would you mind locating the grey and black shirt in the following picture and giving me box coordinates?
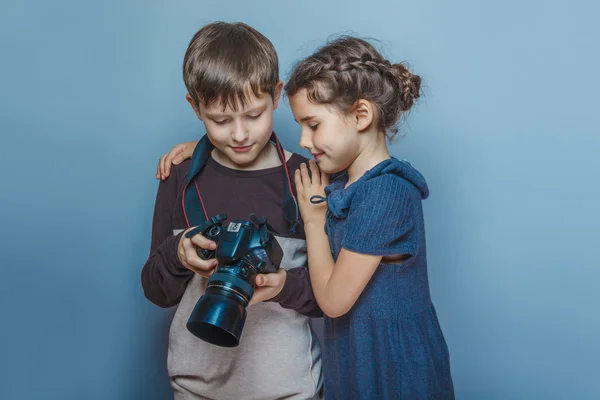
[142,151,322,400]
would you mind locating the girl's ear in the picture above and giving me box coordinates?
[352,99,375,132]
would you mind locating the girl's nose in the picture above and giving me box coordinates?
[299,129,312,151]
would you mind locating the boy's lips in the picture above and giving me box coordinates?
[312,153,324,161]
[231,144,253,153]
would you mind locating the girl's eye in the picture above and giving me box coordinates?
[309,124,319,131]
[247,112,263,120]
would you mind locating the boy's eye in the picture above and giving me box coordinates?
[247,112,263,120]
[213,119,230,125]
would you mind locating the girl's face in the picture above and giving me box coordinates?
[289,89,362,175]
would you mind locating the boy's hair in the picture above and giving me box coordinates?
[284,36,421,140]
[183,22,279,111]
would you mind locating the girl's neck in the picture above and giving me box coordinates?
[346,131,390,187]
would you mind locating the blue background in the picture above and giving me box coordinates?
[1,1,598,399]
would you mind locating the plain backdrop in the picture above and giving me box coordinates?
[1,1,599,399]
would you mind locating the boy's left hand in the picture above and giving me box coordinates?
[249,269,287,305]
[295,160,330,226]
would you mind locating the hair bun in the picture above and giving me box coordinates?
[392,63,421,111]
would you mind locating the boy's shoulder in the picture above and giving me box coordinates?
[286,152,309,171]
[166,159,193,192]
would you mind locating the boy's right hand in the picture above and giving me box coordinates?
[156,140,199,180]
[177,228,219,278]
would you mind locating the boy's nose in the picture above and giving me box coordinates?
[231,120,249,143]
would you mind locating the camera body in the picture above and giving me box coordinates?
[184,214,283,347]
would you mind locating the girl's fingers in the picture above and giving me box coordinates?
[294,169,303,195]
[158,155,167,179]
[161,153,171,179]
[156,156,163,179]
[162,146,182,179]
[308,159,320,185]
[300,163,311,186]
[166,146,183,166]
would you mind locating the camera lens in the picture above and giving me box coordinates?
[186,268,255,347]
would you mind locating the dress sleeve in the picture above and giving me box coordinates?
[341,175,419,257]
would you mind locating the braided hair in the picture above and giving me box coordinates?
[285,36,421,140]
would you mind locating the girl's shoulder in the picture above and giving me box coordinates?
[325,158,428,220]
[351,174,420,219]
[367,158,428,196]
[354,158,429,206]
[340,167,425,256]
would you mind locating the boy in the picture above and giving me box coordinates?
[142,22,322,399]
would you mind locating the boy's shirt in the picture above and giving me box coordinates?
[142,151,322,400]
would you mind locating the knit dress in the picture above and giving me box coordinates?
[320,158,454,399]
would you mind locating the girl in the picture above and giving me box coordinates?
[156,36,454,399]
[285,36,454,399]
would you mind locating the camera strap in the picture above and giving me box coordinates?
[181,132,299,235]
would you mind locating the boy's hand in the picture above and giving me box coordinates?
[295,160,330,226]
[249,269,287,305]
[177,227,218,278]
[156,140,199,180]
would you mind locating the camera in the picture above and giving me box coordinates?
[184,214,283,347]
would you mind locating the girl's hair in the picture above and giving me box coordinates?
[285,36,421,140]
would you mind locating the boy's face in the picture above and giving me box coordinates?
[187,82,283,170]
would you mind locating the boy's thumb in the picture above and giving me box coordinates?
[255,275,269,287]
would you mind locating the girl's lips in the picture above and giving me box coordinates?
[231,145,253,153]
[313,153,324,161]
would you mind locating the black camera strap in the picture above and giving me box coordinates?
[182,132,299,235]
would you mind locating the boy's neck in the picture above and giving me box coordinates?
[211,142,289,171]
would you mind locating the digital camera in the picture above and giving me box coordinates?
[184,214,283,347]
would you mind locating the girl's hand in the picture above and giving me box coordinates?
[156,140,198,180]
[295,160,330,226]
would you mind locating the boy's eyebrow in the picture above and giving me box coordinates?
[205,105,266,118]
[243,105,267,114]
[298,116,316,122]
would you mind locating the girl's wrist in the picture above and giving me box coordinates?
[303,217,326,230]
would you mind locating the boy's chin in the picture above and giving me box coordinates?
[222,147,269,170]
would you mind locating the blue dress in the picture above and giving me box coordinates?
[321,158,454,399]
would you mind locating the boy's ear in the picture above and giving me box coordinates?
[272,80,284,110]
[186,93,203,120]
[352,99,375,132]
